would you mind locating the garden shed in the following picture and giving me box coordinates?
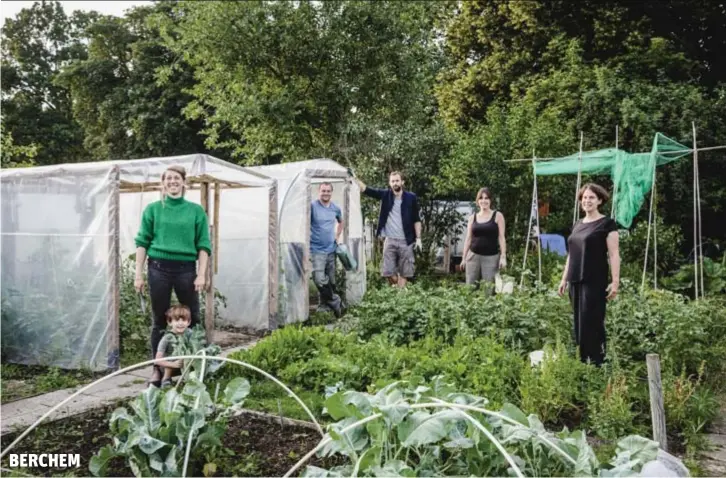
[248,159,367,326]
[0,155,277,372]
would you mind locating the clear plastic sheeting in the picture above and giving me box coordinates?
[1,155,276,370]
[250,159,367,326]
[1,156,367,370]
[1,169,115,371]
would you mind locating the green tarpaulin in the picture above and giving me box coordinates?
[534,133,690,227]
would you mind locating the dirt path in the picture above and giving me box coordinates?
[702,400,726,476]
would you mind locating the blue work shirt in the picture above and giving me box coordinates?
[310,200,342,254]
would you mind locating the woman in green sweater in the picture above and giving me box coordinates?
[134,165,212,387]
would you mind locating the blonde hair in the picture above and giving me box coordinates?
[161,165,187,206]
[165,304,191,323]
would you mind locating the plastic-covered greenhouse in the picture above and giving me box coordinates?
[1,156,366,372]
[248,159,366,325]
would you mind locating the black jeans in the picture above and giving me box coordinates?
[148,259,199,363]
[569,281,607,366]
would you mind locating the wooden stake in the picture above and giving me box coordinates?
[199,181,214,342]
[443,235,451,274]
[107,166,121,370]
[205,223,215,343]
[213,183,220,274]
[646,354,668,451]
[303,174,312,321]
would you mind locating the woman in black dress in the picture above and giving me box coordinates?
[558,183,620,366]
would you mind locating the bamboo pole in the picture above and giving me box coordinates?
[533,152,542,284]
[646,354,668,451]
[692,123,700,299]
[694,123,705,298]
[611,125,619,218]
[653,174,658,290]
[213,183,220,275]
[107,166,121,370]
[641,158,657,294]
[504,144,726,163]
[520,162,536,288]
[572,132,584,227]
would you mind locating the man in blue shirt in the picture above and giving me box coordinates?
[353,171,422,288]
[310,182,344,316]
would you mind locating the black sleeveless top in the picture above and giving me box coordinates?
[470,211,500,256]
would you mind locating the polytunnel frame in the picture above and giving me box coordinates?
[0,157,279,371]
[279,167,352,319]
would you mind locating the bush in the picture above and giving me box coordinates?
[587,373,639,440]
[518,342,604,427]
[347,283,571,352]
[620,217,684,277]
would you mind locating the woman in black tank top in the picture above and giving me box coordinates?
[460,187,507,293]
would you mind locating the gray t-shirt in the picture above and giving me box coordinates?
[382,198,406,240]
[157,333,179,357]
[157,329,191,358]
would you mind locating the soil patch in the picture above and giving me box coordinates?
[1,403,340,477]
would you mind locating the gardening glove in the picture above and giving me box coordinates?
[415,238,423,251]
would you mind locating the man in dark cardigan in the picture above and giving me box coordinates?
[353,170,422,288]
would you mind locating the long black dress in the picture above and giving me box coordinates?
[566,216,618,365]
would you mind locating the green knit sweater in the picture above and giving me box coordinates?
[135,196,212,262]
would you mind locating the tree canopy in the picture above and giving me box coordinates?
[2,0,725,247]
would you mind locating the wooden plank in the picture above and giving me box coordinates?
[343,182,350,244]
[199,182,213,342]
[443,235,451,273]
[200,181,209,214]
[303,175,312,321]
[267,182,279,329]
[213,183,220,274]
[107,166,121,370]
[205,224,215,343]
[647,353,668,451]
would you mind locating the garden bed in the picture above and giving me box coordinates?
[0,403,340,477]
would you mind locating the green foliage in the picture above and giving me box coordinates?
[157,1,452,163]
[661,254,726,298]
[1,1,94,165]
[347,283,571,351]
[90,377,250,477]
[223,278,725,458]
[310,380,661,477]
[55,3,210,161]
[0,125,38,168]
[518,343,604,426]
[587,373,639,441]
[607,288,726,380]
[619,217,684,277]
